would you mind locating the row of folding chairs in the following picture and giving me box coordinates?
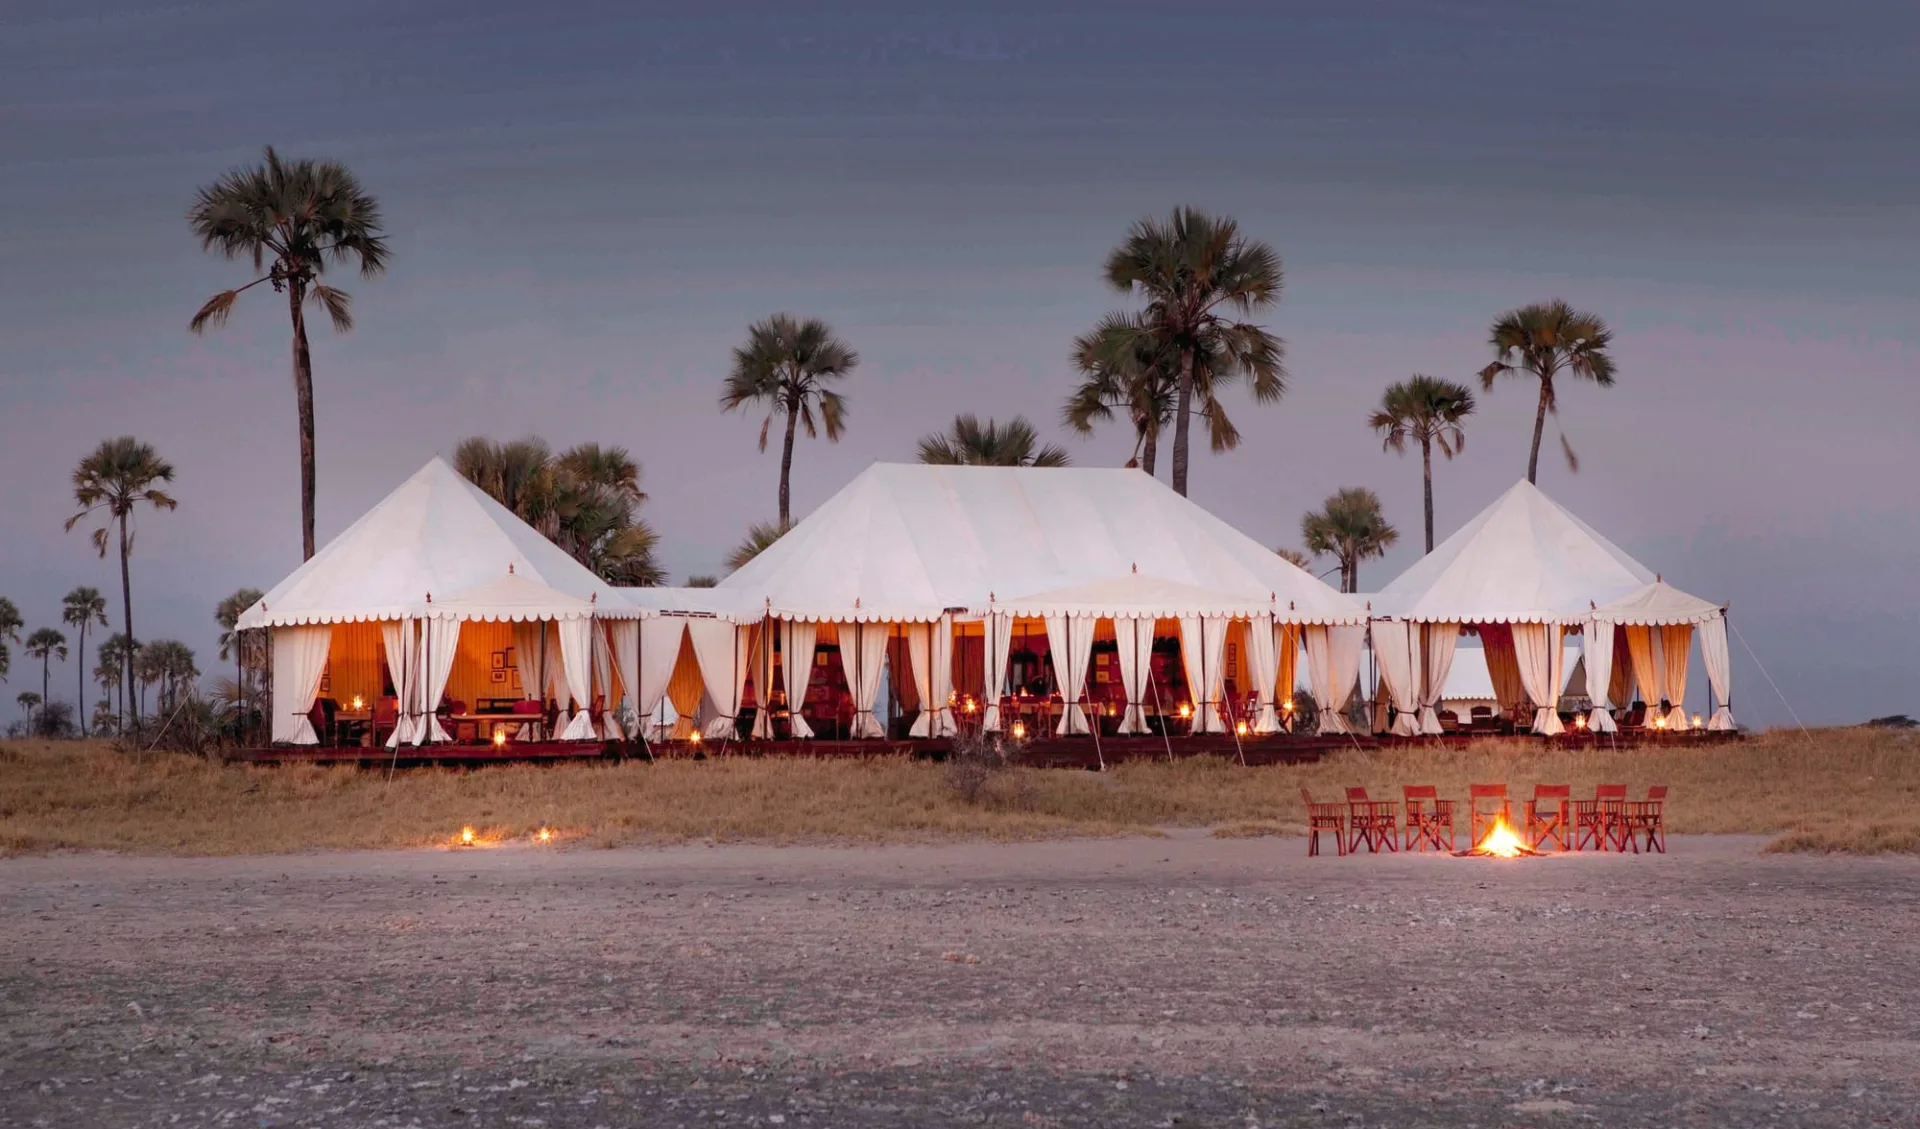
[1302,783,1668,856]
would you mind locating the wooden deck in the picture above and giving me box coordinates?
[226,728,1735,769]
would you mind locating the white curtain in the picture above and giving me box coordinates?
[634,619,681,733]
[906,622,935,737]
[555,617,597,740]
[1111,617,1150,735]
[1304,625,1362,735]
[1371,620,1421,737]
[1702,613,1735,730]
[1661,624,1693,729]
[1178,615,1230,733]
[687,618,742,739]
[1244,616,1280,734]
[979,612,1013,732]
[782,619,819,739]
[1044,614,1096,735]
[418,617,460,744]
[382,617,417,748]
[844,621,889,738]
[610,619,640,738]
[1583,617,1618,732]
[1623,625,1659,717]
[271,625,332,745]
[511,621,550,740]
[1511,623,1566,736]
[1417,623,1459,736]
[928,615,956,737]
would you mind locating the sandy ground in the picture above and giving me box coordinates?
[4,833,1917,1128]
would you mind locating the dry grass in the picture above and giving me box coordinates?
[0,728,1913,857]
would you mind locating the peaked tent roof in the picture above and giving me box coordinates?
[427,571,599,622]
[716,463,1363,624]
[1371,480,1659,624]
[237,457,634,628]
[1591,580,1723,626]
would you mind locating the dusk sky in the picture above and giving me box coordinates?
[3,1,1914,728]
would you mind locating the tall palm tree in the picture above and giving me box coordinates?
[61,587,108,730]
[215,587,265,713]
[1479,301,1616,484]
[66,437,177,731]
[24,628,67,716]
[1064,312,1177,474]
[188,147,390,560]
[136,639,199,717]
[1103,207,1286,496]
[1301,488,1399,594]
[17,692,40,722]
[454,437,665,585]
[0,596,19,686]
[726,520,792,574]
[720,314,858,525]
[916,415,1071,467]
[1368,376,1477,553]
[96,634,134,726]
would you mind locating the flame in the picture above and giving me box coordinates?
[535,827,553,843]
[459,825,476,846]
[1010,721,1027,740]
[1476,815,1526,858]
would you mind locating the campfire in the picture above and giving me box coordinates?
[1455,813,1538,858]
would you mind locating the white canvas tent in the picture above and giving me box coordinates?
[1369,481,1733,736]
[625,464,1365,739]
[239,458,641,745]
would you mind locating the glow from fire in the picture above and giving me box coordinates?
[536,827,553,843]
[1476,815,1526,858]
[459,825,476,846]
[1010,721,1027,740]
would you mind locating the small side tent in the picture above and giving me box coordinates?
[1369,481,1732,736]
[237,458,642,746]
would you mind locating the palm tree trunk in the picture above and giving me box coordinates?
[1141,418,1158,478]
[1527,380,1550,485]
[289,281,318,561]
[118,514,135,730]
[1171,349,1195,496]
[1421,436,1435,554]
[76,622,86,736]
[41,655,51,718]
[778,391,800,526]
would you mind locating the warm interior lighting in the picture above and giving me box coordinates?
[351,695,365,711]
[1282,699,1294,712]
[1692,713,1703,729]
[1010,721,1027,740]
[1654,716,1668,730]
[459,826,476,846]
[964,697,977,714]
[1178,702,1192,719]
[1235,720,1250,737]
[1574,713,1588,731]
[689,730,702,744]
[492,728,507,747]
[1476,815,1526,858]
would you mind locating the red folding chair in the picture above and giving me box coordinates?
[1525,784,1572,852]
[1468,784,1511,849]
[1402,785,1455,852]
[1575,784,1629,851]
[1623,785,1668,853]
[1345,787,1399,854]
[1301,789,1347,857]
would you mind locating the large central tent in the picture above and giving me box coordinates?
[1367,480,1733,736]
[614,463,1368,739]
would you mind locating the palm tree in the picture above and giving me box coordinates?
[66,437,177,731]
[0,596,19,685]
[188,147,390,560]
[454,437,665,585]
[1368,376,1477,553]
[1064,312,1177,474]
[62,587,108,730]
[24,628,67,717]
[1301,488,1399,594]
[684,575,719,589]
[215,587,265,715]
[96,634,133,725]
[726,520,792,574]
[916,415,1071,467]
[17,692,40,723]
[1103,207,1286,496]
[720,314,858,525]
[1274,547,1313,571]
[1478,301,1616,484]
[137,639,198,717]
